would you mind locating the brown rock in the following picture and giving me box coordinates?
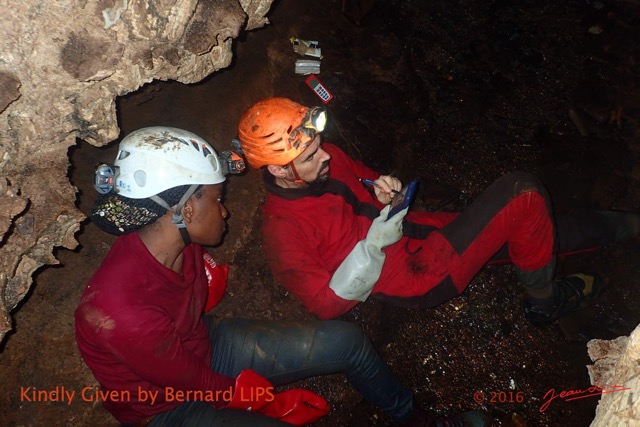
[587,324,640,426]
[0,72,21,113]
[0,0,274,344]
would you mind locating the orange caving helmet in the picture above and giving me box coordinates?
[237,97,326,169]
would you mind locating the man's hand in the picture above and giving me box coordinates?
[367,204,407,249]
[328,205,407,302]
[373,175,402,205]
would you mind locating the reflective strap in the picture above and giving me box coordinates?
[149,185,199,227]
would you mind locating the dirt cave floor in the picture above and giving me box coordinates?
[2,0,640,426]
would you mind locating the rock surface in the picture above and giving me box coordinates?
[588,325,640,427]
[0,0,273,344]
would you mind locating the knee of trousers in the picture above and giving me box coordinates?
[501,171,547,197]
[319,320,371,352]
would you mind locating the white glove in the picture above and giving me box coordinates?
[329,205,409,301]
[366,204,407,248]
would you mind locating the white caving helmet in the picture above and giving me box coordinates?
[114,126,226,198]
[113,126,225,227]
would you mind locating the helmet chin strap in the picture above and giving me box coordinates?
[287,161,306,185]
[177,227,192,246]
[149,184,199,246]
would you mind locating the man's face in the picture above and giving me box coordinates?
[290,135,332,184]
[185,184,228,246]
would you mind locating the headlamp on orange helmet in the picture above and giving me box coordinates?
[302,106,327,135]
[287,106,327,151]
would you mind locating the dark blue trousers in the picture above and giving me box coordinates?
[148,317,414,426]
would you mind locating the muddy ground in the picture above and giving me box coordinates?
[2,0,640,426]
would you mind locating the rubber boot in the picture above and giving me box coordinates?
[523,273,603,326]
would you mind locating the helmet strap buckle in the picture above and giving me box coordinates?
[149,184,199,245]
[287,160,305,185]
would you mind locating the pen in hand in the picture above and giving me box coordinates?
[359,178,400,194]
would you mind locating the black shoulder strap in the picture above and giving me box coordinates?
[265,172,436,239]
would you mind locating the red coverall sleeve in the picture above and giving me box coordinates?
[324,143,382,181]
[264,217,360,319]
[101,306,234,398]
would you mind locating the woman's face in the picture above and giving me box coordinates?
[185,184,228,246]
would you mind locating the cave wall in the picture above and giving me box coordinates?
[0,0,274,344]
[588,324,640,426]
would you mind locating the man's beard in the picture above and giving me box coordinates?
[307,160,330,191]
